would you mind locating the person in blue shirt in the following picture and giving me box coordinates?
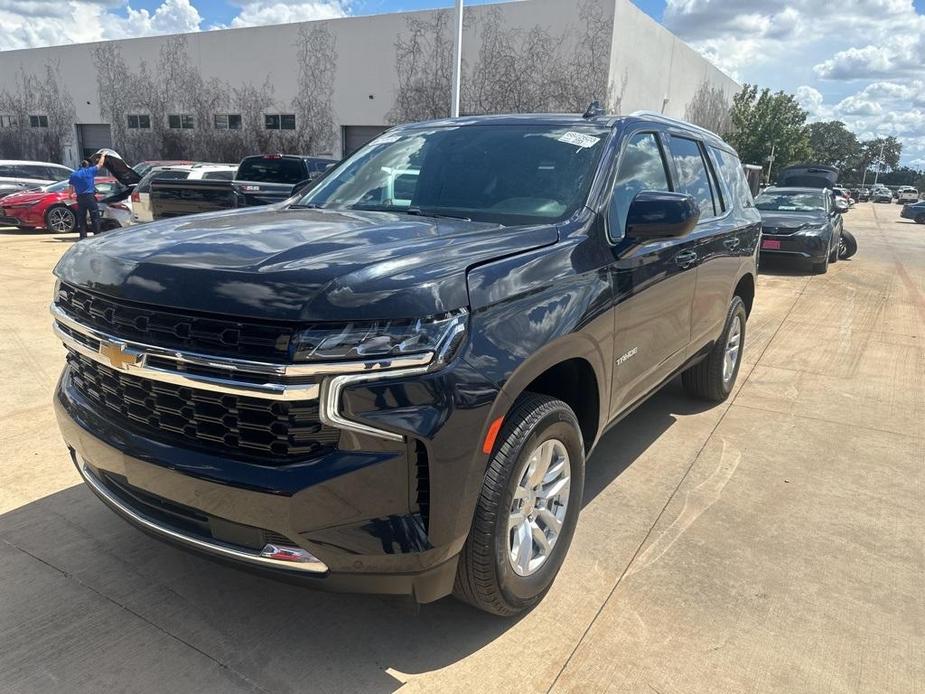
[68,151,106,239]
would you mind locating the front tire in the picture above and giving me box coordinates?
[454,394,585,616]
[915,214,925,225]
[45,206,76,233]
[839,230,858,259]
[682,296,747,402]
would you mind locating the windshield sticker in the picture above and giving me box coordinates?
[559,131,601,149]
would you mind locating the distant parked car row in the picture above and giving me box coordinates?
[0,151,338,233]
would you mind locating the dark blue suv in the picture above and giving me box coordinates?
[52,109,760,615]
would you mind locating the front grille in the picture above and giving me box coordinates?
[761,226,802,236]
[67,350,339,462]
[56,283,296,362]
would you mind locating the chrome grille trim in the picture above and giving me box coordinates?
[52,301,441,440]
[51,302,434,404]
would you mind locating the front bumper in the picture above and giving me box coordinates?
[900,207,923,219]
[55,349,500,602]
[759,232,830,260]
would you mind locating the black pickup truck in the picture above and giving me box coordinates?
[52,110,759,615]
[144,154,337,220]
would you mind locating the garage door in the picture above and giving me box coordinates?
[342,125,389,158]
[77,124,112,160]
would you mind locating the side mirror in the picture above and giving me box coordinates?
[626,191,700,239]
[834,199,849,213]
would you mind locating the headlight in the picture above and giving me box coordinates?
[291,309,468,367]
[795,224,827,235]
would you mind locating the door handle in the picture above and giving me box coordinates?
[674,250,698,268]
[724,237,741,250]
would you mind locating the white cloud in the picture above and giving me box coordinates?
[665,0,925,166]
[0,0,202,50]
[229,0,347,28]
[0,0,347,50]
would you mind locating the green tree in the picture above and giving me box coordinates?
[842,136,903,183]
[724,84,811,182]
[806,121,860,170]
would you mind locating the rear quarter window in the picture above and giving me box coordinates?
[202,170,235,180]
[710,147,754,210]
[237,157,306,184]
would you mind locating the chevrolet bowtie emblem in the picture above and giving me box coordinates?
[99,340,140,370]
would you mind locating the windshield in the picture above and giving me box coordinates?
[43,180,70,192]
[755,191,826,212]
[293,124,610,225]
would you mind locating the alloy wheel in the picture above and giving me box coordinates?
[723,315,743,385]
[508,438,571,577]
[47,207,75,232]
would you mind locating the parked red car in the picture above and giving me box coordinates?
[0,177,124,232]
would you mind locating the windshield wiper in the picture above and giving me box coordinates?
[406,207,472,221]
[288,202,325,209]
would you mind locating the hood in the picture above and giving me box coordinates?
[0,189,60,206]
[53,205,558,322]
[759,210,827,233]
[89,149,142,187]
[777,164,838,189]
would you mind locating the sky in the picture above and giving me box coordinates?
[1,0,924,166]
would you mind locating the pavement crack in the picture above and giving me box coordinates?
[0,537,270,694]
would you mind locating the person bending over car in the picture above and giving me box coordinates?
[68,152,106,240]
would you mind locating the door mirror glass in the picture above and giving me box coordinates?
[626,191,700,239]
[834,199,849,213]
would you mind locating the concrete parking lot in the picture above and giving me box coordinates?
[1,203,923,693]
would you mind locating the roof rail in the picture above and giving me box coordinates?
[628,110,722,141]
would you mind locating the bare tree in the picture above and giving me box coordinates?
[387,10,456,124]
[463,0,615,116]
[92,33,334,163]
[685,79,733,135]
[293,23,337,155]
[0,61,76,162]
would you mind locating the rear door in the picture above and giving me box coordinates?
[608,129,700,414]
[686,143,760,351]
[233,156,308,206]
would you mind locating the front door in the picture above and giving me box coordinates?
[607,130,699,415]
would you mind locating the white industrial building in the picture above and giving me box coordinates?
[0,0,738,168]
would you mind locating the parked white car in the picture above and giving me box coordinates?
[131,163,237,223]
[0,160,73,197]
[897,186,919,203]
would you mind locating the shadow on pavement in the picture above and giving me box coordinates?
[0,378,700,692]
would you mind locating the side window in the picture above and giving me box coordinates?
[668,136,717,219]
[23,165,50,180]
[711,147,754,210]
[609,132,671,239]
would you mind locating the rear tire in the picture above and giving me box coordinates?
[454,393,585,616]
[682,296,747,402]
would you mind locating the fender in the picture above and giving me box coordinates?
[465,225,615,452]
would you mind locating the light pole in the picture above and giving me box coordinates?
[873,141,886,186]
[765,142,776,184]
[450,0,464,118]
